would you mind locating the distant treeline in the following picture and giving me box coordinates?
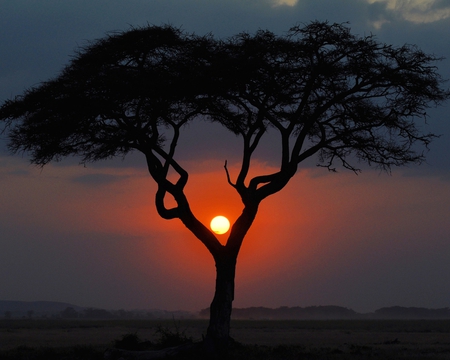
[200,306,450,320]
[2,301,450,320]
[58,307,194,320]
[228,306,358,320]
[373,306,450,319]
[0,301,194,320]
[3,306,195,320]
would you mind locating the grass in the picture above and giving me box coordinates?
[1,319,450,359]
[0,344,104,360]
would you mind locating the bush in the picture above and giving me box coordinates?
[153,323,193,349]
[113,323,193,352]
[113,332,153,351]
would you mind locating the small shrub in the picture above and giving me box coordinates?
[154,323,193,349]
[113,332,153,351]
[112,321,194,354]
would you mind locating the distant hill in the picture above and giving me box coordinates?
[0,300,196,319]
[2,301,450,320]
[0,300,85,318]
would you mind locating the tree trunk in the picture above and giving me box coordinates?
[204,255,237,351]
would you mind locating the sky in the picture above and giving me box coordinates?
[0,0,449,314]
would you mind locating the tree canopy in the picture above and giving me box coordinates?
[1,25,210,164]
[1,21,448,346]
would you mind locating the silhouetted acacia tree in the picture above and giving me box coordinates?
[1,21,449,350]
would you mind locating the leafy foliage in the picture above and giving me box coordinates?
[1,25,212,165]
[1,22,447,174]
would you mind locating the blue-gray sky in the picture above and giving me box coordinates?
[0,0,449,313]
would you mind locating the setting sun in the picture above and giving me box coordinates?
[210,215,230,234]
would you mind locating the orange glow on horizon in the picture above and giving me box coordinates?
[4,155,450,310]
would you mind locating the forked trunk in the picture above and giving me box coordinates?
[204,256,237,351]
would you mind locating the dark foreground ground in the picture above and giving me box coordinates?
[1,318,450,359]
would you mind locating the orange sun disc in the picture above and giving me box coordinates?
[210,216,230,234]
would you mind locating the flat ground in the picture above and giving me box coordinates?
[1,318,450,359]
